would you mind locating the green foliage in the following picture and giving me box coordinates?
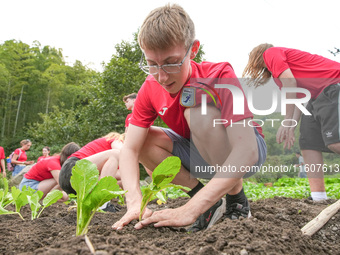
[0,39,99,149]
[24,186,44,220]
[0,178,12,208]
[139,157,190,221]
[11,186,28,219]
[0,179,63,220]
[35,190,64,218]
[17,32,207,151]
[70,159,126,236]
[244,176,340,201]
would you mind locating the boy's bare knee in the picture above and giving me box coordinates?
[327,143,340,154]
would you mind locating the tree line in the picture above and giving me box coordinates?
[1,36,335,169]
[0,33,204,157]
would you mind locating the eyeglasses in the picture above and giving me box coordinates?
[139,43,193,75]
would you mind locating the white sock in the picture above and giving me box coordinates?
[311,192,327,201]
[99,201,109,209]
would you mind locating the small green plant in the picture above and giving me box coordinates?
[0,177,64,220]
[70,159,126,236]
[10,186,29,220]
[37,190,64,218]
[139,156,190,221]
[23,186,44,220]
[0,178,12,208]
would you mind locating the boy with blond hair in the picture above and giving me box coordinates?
[113,4,266,232]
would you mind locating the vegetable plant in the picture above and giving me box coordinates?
[70,159,126,236]
[139,156,190,221]
[37,190,64,218]
[0,177,64,220]
[10,186,29,220]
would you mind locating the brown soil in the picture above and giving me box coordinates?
[0,197,339,255]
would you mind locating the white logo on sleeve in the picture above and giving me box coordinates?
[158,107,168,116]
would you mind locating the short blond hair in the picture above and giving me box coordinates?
[138,3,195,50]
[103,132,125,142]
[242,43,274,87]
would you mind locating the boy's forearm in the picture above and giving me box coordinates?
[119,148,143,206]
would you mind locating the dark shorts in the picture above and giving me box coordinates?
[299,83,340,152]
[161,127,267,179]
[59,156,80,194]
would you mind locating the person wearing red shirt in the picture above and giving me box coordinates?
[243,44,340,201]
[59,132,124,212]
[0,146,6,178]
[19,142,80,201]
[59,132,124,194]
[11,139,35,177]
[37,146,51,162]
[123,93,137,133]
[113,4,267,232]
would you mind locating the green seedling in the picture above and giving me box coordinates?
[0,178,13,208]
[10,186,28,220]
[0,179,64,220]
[23,186,44,220]
[139,156,191,221]
[70,159,126,236]
[37,190,64,218]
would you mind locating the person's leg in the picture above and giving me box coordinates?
[299,101,329,200]
[327,142,340,154]
[184,105,243,194]
[184,105,257,232]
[301,149,327,200]
[38,178,57,195]
[85,149,120,179]
[38,179,69,201]
[139,126,199,190]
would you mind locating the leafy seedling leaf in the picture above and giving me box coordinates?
[37,190,64,218]
[71,159,126,236]
[139,156,187,221]
[11,186,28,220]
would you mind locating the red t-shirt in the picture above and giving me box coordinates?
[24,155,61,181]
[70,137,115,159]
[130,61,261,139]
[0,147,5,160]
[125,113,133,127]
[14,148,27,162]
[263,47,340,99]
[37,156,51,162]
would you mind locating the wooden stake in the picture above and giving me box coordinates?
[301,199,340,236]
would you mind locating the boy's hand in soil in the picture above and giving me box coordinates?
[134,205,197,229]
[112,206,153,230]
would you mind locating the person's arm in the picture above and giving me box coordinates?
[49,170,69,201]
[135,120,258,228]
[0,159,6,177]
[10,153,21,164]
[111,140,124,150]
[11,151,34,165]
[276,68,299,149]
[112,124,150,230]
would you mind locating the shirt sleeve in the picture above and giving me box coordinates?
[0,148,5,159]
[129,81,158,128]
[263,48,290,78]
